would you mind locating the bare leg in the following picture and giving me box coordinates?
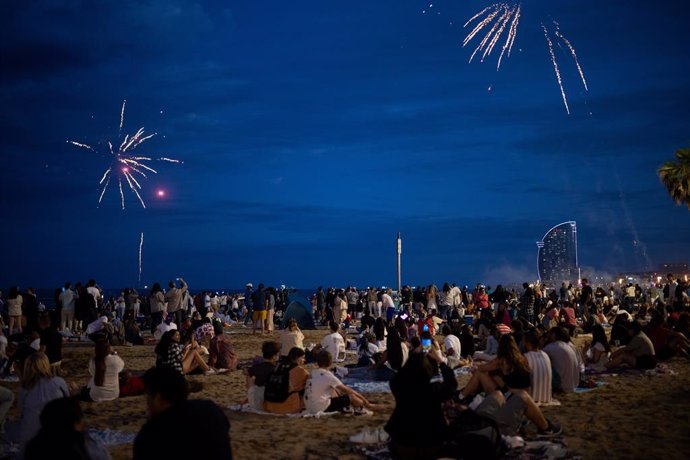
[182,350,210,374]
[606,351,636,368]
[461,370,498,399]
[512,389,549,430]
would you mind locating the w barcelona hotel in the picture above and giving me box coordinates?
[536,221,580,285]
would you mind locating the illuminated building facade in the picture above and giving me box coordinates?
[537,221,579,284]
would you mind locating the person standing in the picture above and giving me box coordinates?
[366,287,379,319]
[251,284,267,335]
[7,286,23,336]
[521,283,536,325]
[382,288,396,323]
[316,287,325,322]
[149,283,165,335]
[164,277,188,328]
[59,283,77,333]
[266,287,276,333]
[243,283,254,326]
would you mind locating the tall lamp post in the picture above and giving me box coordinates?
[397,232,402,305]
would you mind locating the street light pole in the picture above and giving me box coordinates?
[397,232,402,303]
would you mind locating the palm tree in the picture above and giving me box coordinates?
[658,147,690,210]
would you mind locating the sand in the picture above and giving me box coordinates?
[4,327,690,460]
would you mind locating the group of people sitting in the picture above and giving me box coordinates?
[244,339,376,416]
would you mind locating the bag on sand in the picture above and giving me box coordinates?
[263,363,294,403]
[443,408,502,460]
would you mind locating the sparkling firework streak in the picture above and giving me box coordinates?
[67,100,182,209]
[463,3,588,113]
[138,232,144,286]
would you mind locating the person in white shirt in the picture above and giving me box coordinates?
[304,350,373,415]
[83,340,125,402]
[58,283,77,332]
[441,325,463,368]
[382,288,396,322]
[320,321,346,361]
[86,279,102,308]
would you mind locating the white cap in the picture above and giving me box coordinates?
[246,283,253,288]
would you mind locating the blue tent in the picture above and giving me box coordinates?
[281,296,316,330]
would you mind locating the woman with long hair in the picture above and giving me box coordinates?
[155,329,213,375]
[17,352,70,449]
[81,340,125,401]
[457,334,561,437]
[586,324,611,372]
[426,284,438,313]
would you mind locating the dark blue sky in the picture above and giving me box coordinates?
[2,0,689,290]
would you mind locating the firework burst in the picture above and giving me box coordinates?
[67,100,181,208]
[463,2,588,114]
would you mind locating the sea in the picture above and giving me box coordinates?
[30,287,315,310]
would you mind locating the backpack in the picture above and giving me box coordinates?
[443,408,502,460]
[263,363,295,403]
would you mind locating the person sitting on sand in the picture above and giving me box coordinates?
[245,341,281,411]
[24,397,111,460]
[441,324,464,369]
[208,321,237,371]
[37,313,63,375]
[123,314,144,345]
[336,326,408,382]
[304,350,374,415]
[319,321,346,361]
[133,366,232,459]
[585,324,611,372]
[279,318,305,361]
[542,326,580,393]
[457,334,562,438]
[263,347,309,414]
[153,314,177,341]
[14,352,70,453]
[80,340,125,402]
[647,310,689,361]
[523,330,553,404]
[606,320,657,370]
[155,330,214,375]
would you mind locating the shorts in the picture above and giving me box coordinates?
[475,391,525,436]
[252,310,267,322]
[635,355,656,370]
[325,394,351,413]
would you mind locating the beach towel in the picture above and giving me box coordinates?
[351,435,577,460]
[228,403,338,419]
[343,366,472,394]
[587,363,677,378]
[87,428,137,446]
[574,381,605,393]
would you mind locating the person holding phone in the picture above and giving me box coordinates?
[385,346,457,459]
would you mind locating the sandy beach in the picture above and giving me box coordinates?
[3,327,690,460]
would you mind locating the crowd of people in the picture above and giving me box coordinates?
[0,273,687,458]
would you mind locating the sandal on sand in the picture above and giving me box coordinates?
[349,427,390,444]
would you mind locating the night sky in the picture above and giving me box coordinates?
[2,1,689,291]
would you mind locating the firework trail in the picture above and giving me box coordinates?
[463,3,521,70]
[553,22,588,91]
[463,3,588,113]
[138,232,144,286]
[542,23,569,114]
[67,100,182,209]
